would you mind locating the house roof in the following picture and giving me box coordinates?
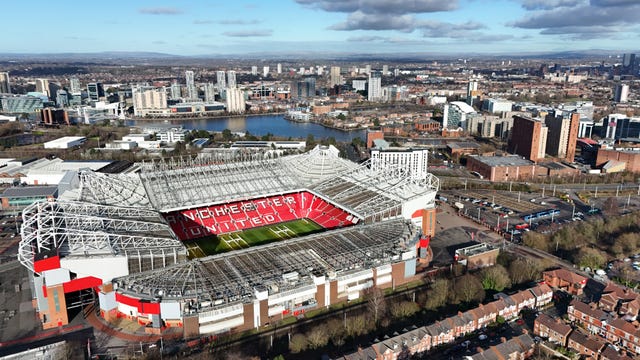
[568,331,605,353]
[544,268,587,285]
[536,313,572,336]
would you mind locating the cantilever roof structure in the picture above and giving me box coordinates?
[114,219,418,306]
[18,200,185,273]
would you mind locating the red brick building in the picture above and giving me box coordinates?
[543,269,587,296]
[596,149,640,173]
[466,155,536,182]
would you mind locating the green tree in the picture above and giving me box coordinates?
[575,247,607,270]
[372,118,380,127]
[222,129,233,141]
[480,265,511,292]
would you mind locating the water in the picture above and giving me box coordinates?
[125,114,366,142]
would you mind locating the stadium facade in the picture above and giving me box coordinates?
[18,145,439,336]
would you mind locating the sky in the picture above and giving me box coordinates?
[4,0,640,56]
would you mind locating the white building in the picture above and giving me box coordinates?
[226,87,246,114]
[368,72,382,101]
[157,128,188,143]
[615,84,629,103]
[185,70,197,100]
[483,98,513,113]
[227,71,236,88]
[370,148,429,180]
[132,86,168,117]
[443,101,476,130]
[43,136,86,149]
[251,66,258,76]
[216,71,226,89]
[263,66,269,77]
[204,83,216,103]
[277,63,282,74]
[352,79,367,91]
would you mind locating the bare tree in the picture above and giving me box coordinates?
[454,274,485,304]
[365,287,387,325]
[326,318,346,346]
[289,333,308,353]
[424,278,450,310]
[306,326,330,349]
[390,301,420,320]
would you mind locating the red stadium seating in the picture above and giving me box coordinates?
[163,192,358,241]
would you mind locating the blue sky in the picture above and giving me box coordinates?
[4,0,639,55]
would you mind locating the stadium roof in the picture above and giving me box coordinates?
[114,219,418,308]
[18,200,185,273]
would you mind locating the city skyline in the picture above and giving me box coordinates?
[3,0,640,56]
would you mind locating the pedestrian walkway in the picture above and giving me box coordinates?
[85,307,182,342]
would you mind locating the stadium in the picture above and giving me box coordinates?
[18,145,439,336]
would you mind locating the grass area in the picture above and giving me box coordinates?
[185,219,324,258]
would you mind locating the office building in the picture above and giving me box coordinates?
[370,148,429,180]
[294,77,316,99]
[263,66,269,77]
[0,72,10,94]
[614,83,629,103]
[382,64,389,76]
[467,156,536,182]
[277,63,282,74]
[55,90,69,108]
[365,64,371,75]
[87,82,104,101]
[443,101,476,130]
[227,71,236,88]
[604,114,640,140]
[185,71,197,100]
[132,86,168,117]
[204,83,216,103]
[508,115,547,162]
[622,53,638,76]
[0,95,44,113]
[368,71,382,101]
[216,71,226,89]
[69,77,80,95]
[251,66,258,76]
[466,115,513,139]
[170,81,181,99]
[226,87,246,114]
[41,108,70,126]
[35,79,50,97]
[545,111,580,162]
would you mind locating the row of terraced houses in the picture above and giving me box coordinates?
[340,283,553,360]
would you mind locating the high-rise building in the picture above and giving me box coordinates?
[365,64,371,75]
[87,82,104,101]
[545,111,579,162]
[185,71,196,100]
[216,71,226,89]
[0,72,10,94]
[370,149,429,180]
[35,79,50,97]
[352,79,367,91]
[443,101,477,130]
[508,115,547,162]
[251,66,258,76]
[56,90,69,107]
[614,83,629,103]
[622,53,638,76]
[330,66,341,88]
[263,66,269,77]
[367,71,382,101]
[69,77,80,95]
[227,71,236,88]
[382,65,389,76]
[226,87,246,114]
[204,83,216,103]
[170,81,181,99]
[294,77,316,99]
[132,86,167,117]
[277,63,282,74]
[466,80,478,106]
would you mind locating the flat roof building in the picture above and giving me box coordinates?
[43,136,86,149]
[508,115,547,162]
[466,155,536,182]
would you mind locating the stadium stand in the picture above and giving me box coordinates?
[164,191,358,240]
